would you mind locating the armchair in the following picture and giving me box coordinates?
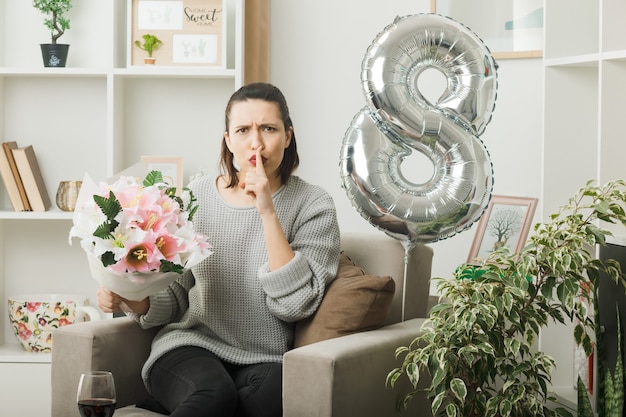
[51,233,434,417]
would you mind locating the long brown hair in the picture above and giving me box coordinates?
[220,82,299,188]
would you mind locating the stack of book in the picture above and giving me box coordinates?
[0,141,51,212]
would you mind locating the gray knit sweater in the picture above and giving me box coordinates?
[131,175,340,390]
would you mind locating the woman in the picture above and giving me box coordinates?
[98,82,340,417]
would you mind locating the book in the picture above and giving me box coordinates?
[0,141,27,211]
[11,145,51,211]
[2,141,31,211]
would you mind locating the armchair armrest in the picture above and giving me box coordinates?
[51,317,159,417]
[283,318,432,417]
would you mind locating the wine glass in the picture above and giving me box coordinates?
[77,371,116,417]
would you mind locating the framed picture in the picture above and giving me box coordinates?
[128,0,226,67]
[430,0,543,59]
[141,156,184,189]
[467,195,538,264]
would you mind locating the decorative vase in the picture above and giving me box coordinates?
[40,44,70,67]
[56,180,82,211]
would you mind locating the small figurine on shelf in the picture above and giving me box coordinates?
[134,34,163,65]
[33,0,73,67]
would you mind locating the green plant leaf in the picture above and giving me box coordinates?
[385,368,401,388]
[502,292,513,312]
[613,306,624,416]
[499,399,512,417]
[478,342,495,356]
[143,170,164,186]
[159,260,184,274]
[446,403,458,417]
[100,251,116,268]
[450,378,467,402]
[485,396,499,417]
[431,391,446,415]
[394,346,409,358]
[406,362,419,388]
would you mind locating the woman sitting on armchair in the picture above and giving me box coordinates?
[97,82,340,417]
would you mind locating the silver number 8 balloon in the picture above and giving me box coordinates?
[340,13,498,249]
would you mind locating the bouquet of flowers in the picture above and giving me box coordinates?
[69,170,212,300]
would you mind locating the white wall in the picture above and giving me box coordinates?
[269,0,543,289]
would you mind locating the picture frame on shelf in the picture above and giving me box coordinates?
[128,0,226,67]
[430,0,543,59]
[467,195,538,264]
[141,156,184,190]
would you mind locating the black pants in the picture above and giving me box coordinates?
[140,346,283,417]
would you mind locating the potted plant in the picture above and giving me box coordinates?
[33,0,72,67]
[134,34,163,65]
[388,179,626,417]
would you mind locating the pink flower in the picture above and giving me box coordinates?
[109,242,159,273]
[17,323,32,340]
[155,234,182,261]
[26,302,42,312]
[58,318,72,327]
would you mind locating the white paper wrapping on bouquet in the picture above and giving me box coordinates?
[86,252,182,301]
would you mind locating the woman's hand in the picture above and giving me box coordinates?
[240,146,294,271]
[240,147,275,217]
[97,287,150,315]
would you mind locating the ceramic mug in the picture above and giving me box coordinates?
[8,293,101,353]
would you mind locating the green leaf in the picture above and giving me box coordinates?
[573,323,585,344]
[604,370,615,417]
[505,338,521,357]
[100,251,116,267]
[385,368,402,388]
[94,191,122,221]
[394,346,409,358]
[92,220,118,240]
[450,378,467,402]
[446,403,458,417]
[159,260,184,274]
[499,399,512,417]
[478,342,495,356]
[540,276,557,299]
[431,367,446,388]
[406,362,419,388]
[485,397,499,417]
[612,307,624,416]
[503,292,513,312]
[431,391,446,415]
[144,170,165,186]
[93,191,122,240]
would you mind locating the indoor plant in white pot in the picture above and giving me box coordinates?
[388,179,626,417]
[33,0,72,67]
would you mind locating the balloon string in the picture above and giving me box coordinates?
[401,242,412,322]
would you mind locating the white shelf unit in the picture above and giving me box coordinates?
[0,0,244,414]
[541,0,626,406]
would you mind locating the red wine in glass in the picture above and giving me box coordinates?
[77,371,116,417]
[77,398,116,417]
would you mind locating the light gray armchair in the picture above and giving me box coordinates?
[51,233,435,417]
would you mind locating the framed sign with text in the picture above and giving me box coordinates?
[129,0,226,67]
